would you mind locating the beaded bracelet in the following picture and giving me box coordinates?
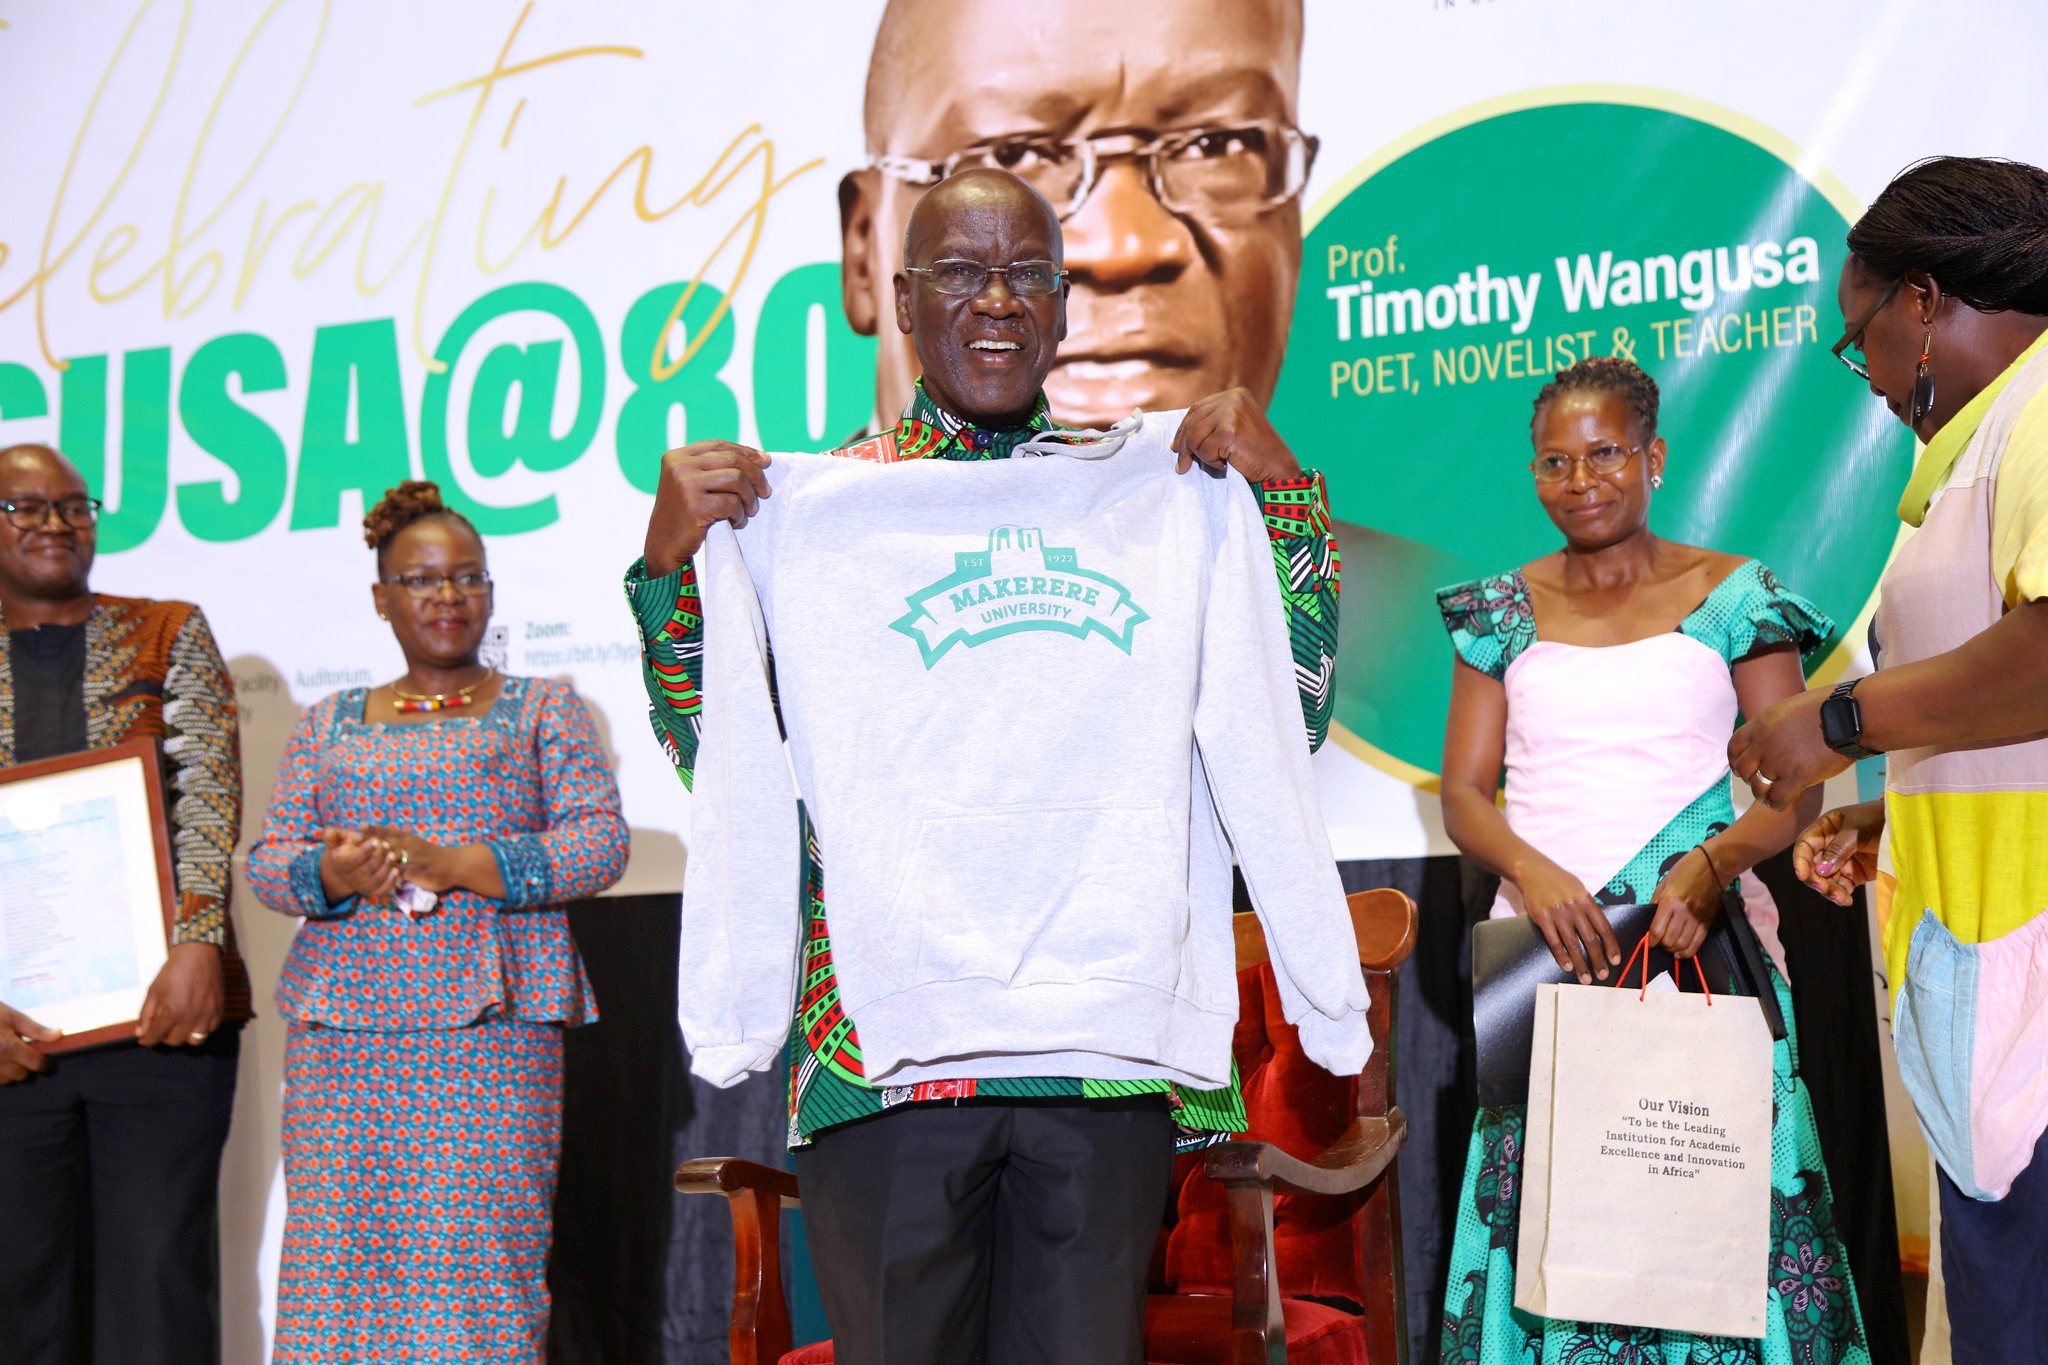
[1695,842,1726,888]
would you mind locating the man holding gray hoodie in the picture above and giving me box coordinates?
[626,169,1362,1365]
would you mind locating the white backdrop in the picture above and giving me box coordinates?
[4,2,2046,1358]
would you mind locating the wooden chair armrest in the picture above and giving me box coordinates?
[675,1155,802,1206]
[1199,1112,1407,1198]
[1196,1113,1408,1364]
[673,1157,798,1365]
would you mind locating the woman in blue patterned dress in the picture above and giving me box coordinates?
[1434,359,1869,1364]
[247,481,628,1364]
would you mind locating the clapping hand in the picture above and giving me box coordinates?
[319,827,403,903]
[361,827,455,893]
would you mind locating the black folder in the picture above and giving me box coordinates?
[1471,895,1786,1108]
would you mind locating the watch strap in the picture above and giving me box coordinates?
[1822,679,1876,760]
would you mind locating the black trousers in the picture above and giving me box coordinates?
[0,1034,239,1365]
[793,1097,1177,1365]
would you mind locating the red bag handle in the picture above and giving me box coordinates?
[1614,936,1712,1005]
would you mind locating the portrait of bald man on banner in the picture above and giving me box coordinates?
[837,0,1314,429]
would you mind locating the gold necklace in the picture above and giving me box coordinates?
[391,668,496,714]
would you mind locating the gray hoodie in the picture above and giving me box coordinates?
[678,411,1371,1090]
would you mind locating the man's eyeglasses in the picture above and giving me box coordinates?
[873,121,1319,222]
[1,497,102,531]
[1830,276,1904,382]
[382,570,493,598]
[1531,445,1640,484]
[903,259,1067,298]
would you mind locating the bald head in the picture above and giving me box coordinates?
[0,444,81,485]
[904,169,1063,266]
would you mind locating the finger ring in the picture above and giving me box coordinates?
[1754,773,1775,788]
[398,849,410,866]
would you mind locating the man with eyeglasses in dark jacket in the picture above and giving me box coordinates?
[0,441,248,1365]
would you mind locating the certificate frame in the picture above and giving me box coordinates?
[0,738,177,1054]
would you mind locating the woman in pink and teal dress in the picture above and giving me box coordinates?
[1434,358,1869,1364]
[247,481,629,1364]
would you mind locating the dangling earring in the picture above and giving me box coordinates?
[1911,328,1937,425]
[1650,474,1664,490]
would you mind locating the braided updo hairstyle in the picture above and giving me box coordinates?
[362,481,480,567]
[1530,355,1660,442]
[1846,157,2048,314]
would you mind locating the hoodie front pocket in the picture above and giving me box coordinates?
[879,800,1186,992]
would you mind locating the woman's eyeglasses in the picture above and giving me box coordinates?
[382,570,493,598]
[1829,277,1904,382]
[1530,445,1640,483]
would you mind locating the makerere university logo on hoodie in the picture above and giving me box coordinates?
[891,525,1148,668]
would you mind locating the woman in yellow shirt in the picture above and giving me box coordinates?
[1731,154,2048,1365]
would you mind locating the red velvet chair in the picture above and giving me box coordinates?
[677,888,1417,1365]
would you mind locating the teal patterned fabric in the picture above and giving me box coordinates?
[1436,559,1833,681]
[1677,560,1833,665]
[1595,781,1740,909]
[1436,571,1538,680]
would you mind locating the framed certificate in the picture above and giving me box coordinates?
[0,739,176,1053]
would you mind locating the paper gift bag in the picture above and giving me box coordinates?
[1515,950,1775,1338]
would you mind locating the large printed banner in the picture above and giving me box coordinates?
[8,3,2047,1357]
[7,1,2040,890]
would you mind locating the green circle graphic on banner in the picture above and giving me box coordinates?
[1270,88,1915,784]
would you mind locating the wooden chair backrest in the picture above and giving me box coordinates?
[1231,887,1419,975]
[1229,886,1417,1121]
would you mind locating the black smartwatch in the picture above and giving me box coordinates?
[1819,679,1878,760]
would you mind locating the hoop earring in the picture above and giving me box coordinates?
[1911,328,1937,425]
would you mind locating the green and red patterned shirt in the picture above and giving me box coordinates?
[624,382,1341,1149]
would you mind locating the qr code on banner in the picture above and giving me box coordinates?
[480,625,509,671]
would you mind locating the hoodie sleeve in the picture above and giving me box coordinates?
[676,513,804,1087]
[1192,473,1373,1076]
